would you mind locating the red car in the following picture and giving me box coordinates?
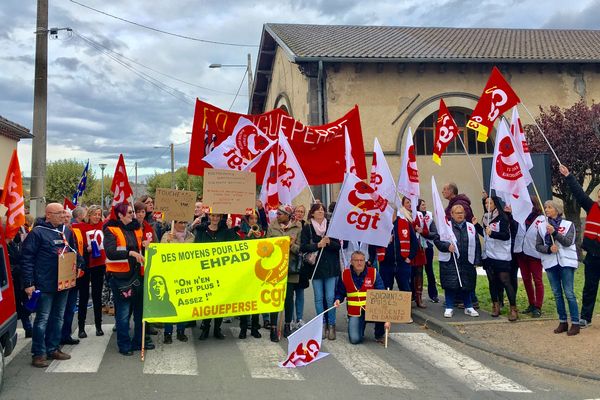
[0,223,18,391]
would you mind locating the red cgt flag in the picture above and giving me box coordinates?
[187,99,367,185]
[432,99,459,165]
[1,149,25,240]
[467,66,521,143]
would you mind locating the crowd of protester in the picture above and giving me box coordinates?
[7,161,600,367]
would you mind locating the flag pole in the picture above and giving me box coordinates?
[310,172,347,281]
[456,134,485,191]
[520,103,562,165]
[451,252,463,288]
[141,321,146,361]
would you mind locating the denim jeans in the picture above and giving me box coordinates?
[164,323,186,334]
[546,265,579,323]
[380,264,411,292]
[347,313,385,344]
[313,276,337,325]
[444,289,472,309]
[31,290,69,357]
[284,282,305,323]
[61,287,79,340]
[109,277,143,352]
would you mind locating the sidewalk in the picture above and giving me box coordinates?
[411,295,600,381]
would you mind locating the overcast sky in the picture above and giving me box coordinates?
[2,0,599,180]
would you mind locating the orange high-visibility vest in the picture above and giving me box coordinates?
[341,267,376,317]
[584,203,600,242]
[106,226,142,274]
[71,227,84,256]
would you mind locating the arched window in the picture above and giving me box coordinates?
[414,108,494,156]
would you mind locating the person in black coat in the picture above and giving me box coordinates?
[300,203,341,340]
[194,213,237,340]
[474,196,517,320]
[434,204,482,318]
[560,164,600,328]
[8,227,32,337]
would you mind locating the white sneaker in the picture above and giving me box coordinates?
[444,309,454,318]
[296,319,305,328]
[465,307,480,317]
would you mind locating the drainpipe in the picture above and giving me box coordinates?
[317,60,332,206]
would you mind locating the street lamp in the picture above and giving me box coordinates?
[209,53,253,112]
[154,143,175,189]
[99,163,107,210]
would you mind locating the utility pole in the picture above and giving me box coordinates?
[134,162,138,198]
[170,143,175,189]
[30,0,48,217]
[99,163,107,210]
[246,53,253,113]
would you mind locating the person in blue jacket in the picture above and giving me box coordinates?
[21,203,83,368]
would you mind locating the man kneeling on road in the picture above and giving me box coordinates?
[334,251,390,344]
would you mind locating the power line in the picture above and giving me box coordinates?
[70,0,258,48]
[74,31,194,105]
[228,72,246,111]
[75,31,246,96]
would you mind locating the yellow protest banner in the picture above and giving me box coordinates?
[143,237,290,323]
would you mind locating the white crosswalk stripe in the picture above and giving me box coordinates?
[230,327,304,381]
[143,329,198,376]
[5,328,31,366]
[323,333,417,389]
[46,324,114,373]
[389,333,531,393]
[6,324,533,393]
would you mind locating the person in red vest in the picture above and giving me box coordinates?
[378,211,418,293]
[560,164,600,329]
[334,251,388,344]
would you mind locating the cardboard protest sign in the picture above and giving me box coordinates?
[143,237,289,323]
[57,252,77,291]
[154,188,197,222]
[364,290,412,323]
[202,169,256,215]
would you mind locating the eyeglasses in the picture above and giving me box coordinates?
[176,221,186,224]
[48,211,63,215]
[126,211,134,215]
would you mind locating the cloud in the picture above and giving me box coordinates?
[543,0,600,29]
[4,0,596,180]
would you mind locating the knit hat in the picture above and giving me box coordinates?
[277,204,294,218]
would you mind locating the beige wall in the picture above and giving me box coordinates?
[0,135,18,179]
[264,47,310,124]
[266,59,600,214]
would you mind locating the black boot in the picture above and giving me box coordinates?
[238,329,247,339]
[199,323,210,340]
[270,327,279,342]
[251,328,262,338]
[283,323,291,338]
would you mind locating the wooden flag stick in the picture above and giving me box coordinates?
[385,326,389,349]
[141,321,146,361]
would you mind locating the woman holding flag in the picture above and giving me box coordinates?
[300,203,341,340]
[535,200,580,336]
[76,205,107,338]
[474,196,518,321]
[400,197,431,309]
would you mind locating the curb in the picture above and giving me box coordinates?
[411,309,600,382]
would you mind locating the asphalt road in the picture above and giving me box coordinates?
[3,296,600,400]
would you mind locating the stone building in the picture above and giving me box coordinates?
[0,115,32,178]
[250,24,600,214]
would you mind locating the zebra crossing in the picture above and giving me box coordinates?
[7,326,531,393]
